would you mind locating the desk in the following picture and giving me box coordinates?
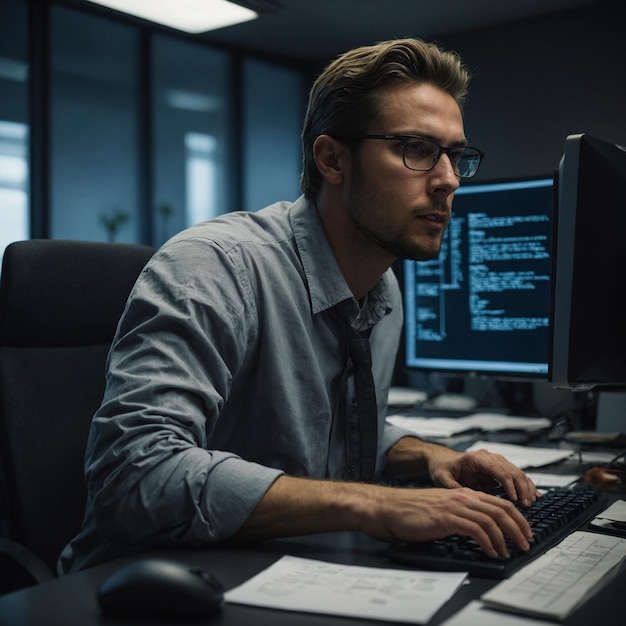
[0,522,625,626]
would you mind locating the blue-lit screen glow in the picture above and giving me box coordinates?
[404,178,553,378]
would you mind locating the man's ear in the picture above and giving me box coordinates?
[313,134,350,186]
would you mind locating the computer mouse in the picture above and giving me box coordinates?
[97,558,224,619]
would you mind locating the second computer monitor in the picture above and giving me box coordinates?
[404,177,553,379]
[550,133,626,391]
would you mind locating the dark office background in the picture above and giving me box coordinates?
[0,0,623,256]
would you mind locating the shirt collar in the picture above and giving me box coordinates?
[289,195,395,327]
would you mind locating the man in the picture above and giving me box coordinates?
[59,38,538,574]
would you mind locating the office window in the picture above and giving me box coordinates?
[152,34,234,245]
[0,0,29,259]
[49,6,141,243]
[242,59,305,212]
[185,132,218,227]
[0,122,29,259]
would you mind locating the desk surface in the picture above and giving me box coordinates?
[1,524,625,626]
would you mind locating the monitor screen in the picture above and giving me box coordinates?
[550,133,626,391]
[404,177,553,379]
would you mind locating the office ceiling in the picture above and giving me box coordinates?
[198,0,605,66]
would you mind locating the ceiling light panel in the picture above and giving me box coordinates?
[85,0,258,34]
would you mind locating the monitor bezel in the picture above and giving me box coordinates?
[549,133,626,391]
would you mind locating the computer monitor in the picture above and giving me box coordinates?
[403,176,554,381]
[549,133,626,392]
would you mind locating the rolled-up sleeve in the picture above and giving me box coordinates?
[86,239,283,546]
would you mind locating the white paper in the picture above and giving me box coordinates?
[387,387,428,407]
[464,440,574,469]
[481,531,626,620]
[590,499,626,533]
[442,600,556,626]
[524,472,578,488]
[576,450,620,464]
[225,555,467,624]
[467,413,551,432]
[387,414,473,437]
[595,499,626,522]
[387,414,551,439]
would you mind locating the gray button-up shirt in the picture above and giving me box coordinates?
[59,196,413,573]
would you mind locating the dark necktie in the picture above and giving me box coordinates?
[344,325,379,483]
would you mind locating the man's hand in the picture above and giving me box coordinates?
[239,475,534,559]
[427,446,540,507]
[386,437,541,506]
[358,484,533,558]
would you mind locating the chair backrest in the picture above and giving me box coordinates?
[0,239,154,571]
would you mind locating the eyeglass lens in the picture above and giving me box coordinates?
[403,137,481,177]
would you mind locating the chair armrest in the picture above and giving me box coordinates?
[0,537,54,595]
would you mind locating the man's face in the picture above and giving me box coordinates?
[345,82,465,262]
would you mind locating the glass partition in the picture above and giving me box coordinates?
[49,6,141,243]
[242,58,305,212]
[3,2,309,251]
[152,34,234,245]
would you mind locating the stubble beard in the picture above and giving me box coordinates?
[346,169,448,262]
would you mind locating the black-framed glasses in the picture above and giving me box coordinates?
[351,134,484,178]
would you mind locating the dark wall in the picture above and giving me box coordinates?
[438,0,625,180]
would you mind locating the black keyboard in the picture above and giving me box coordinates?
[387,487,607,578]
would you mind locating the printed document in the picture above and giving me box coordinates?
[225,555,467,624]
[481,531,626,620]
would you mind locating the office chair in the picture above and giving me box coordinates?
[0,239,154,594]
